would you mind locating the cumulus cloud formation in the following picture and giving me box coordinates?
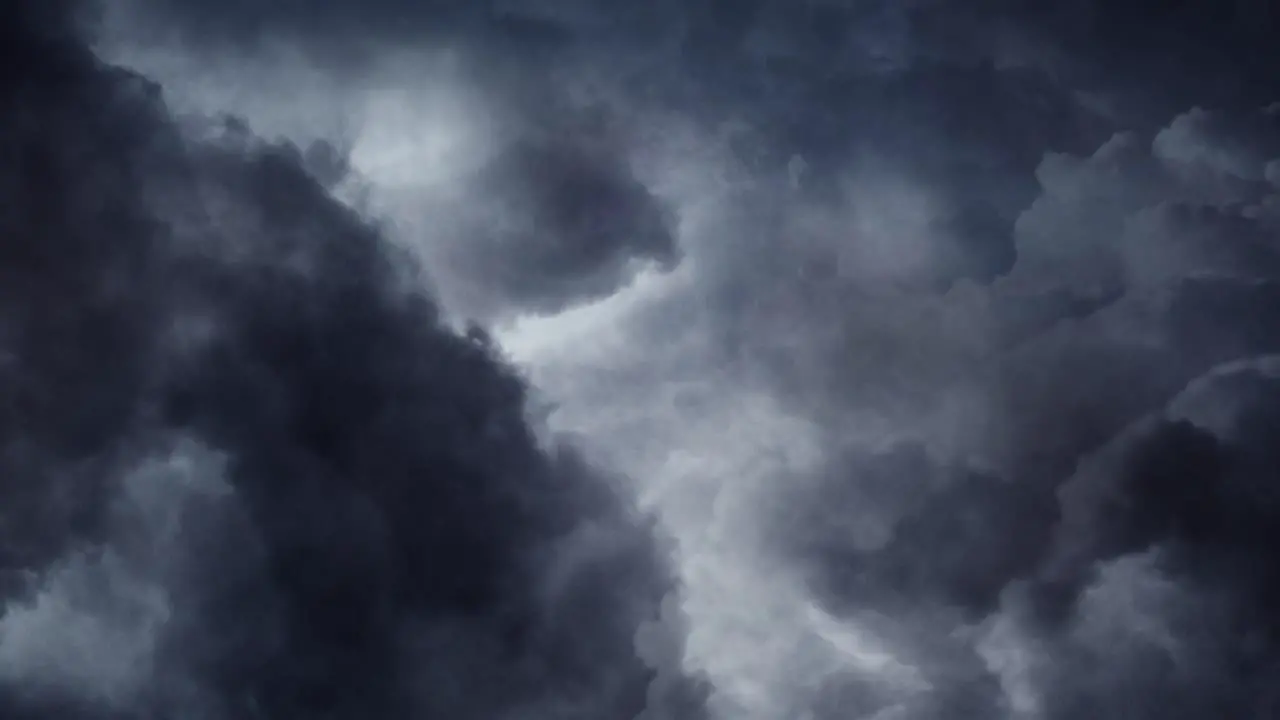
[5,0,1280,719]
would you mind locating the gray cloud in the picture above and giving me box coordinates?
[977,357,1280,719]
[9,0,1280,719]
[0,3,701,719]
[506,98,1280,718]
[426,117,679,319]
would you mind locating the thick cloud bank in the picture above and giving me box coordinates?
[0,3,701,719]
[7,1,1280,719]
[509,101,1280,720]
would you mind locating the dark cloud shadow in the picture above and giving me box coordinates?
[0,3,703,718]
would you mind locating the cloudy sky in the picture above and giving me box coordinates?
[3,1,1280,719]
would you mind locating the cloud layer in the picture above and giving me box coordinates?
[5,1,1280,719]
[0,3,701,718]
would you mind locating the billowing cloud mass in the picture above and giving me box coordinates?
[5,0,1280,719]
[0,3,701,719]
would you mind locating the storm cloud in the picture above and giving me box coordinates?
[0,2,701,719]
[6,0,1280,719]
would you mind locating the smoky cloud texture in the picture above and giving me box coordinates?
[7,0,1280,719]
[0,2,703,719]
[701,97,1280,720]
[437,122,679,318]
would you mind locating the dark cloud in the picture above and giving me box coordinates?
[98,0,685,321]
[772,443,1054,619]
[0,3,700,719]
[979,358,1280,720]
[439,118,678,318]
[12,0,1280,718]
[971,0,1280,117]
[103,0,475,70]
[96,0,1128,321]
[706,96,1280,717]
